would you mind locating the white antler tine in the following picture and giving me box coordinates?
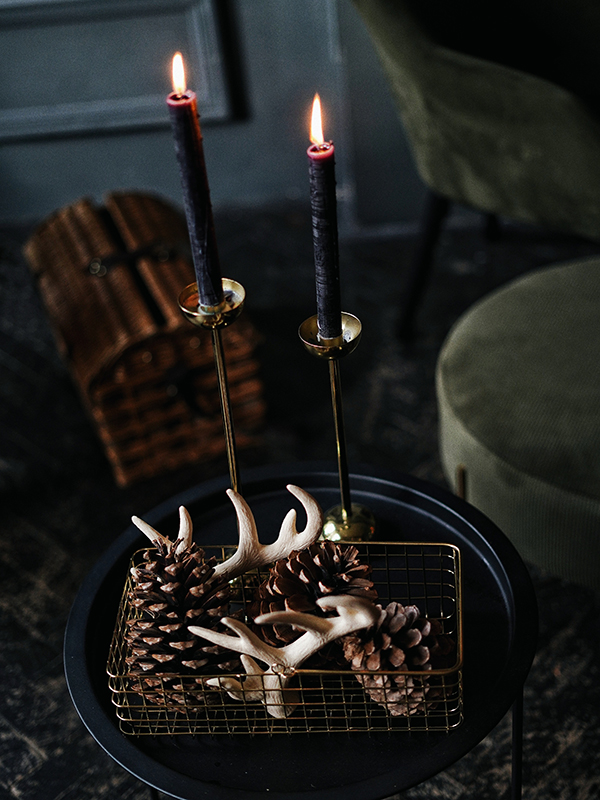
[207,655,298,719]
[281,596,379,666]
[206,675,245,697]
[188,616,280,664]
[252,485,323,564]
[187,624,240,651]
[218,616,269,650]
[270,485,323,559]
[131,515,170,548]
[212,490,259,580]
[240,654,263,674]
[316,594,379,625]
[254,608,332,634]
[317,595,379,635]
[213,487,322,580]
[206,655,264,695]
[174,506,193,554]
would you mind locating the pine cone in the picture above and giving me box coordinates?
[125,540,240,704]
[249,541,377,650]
[341,601,455,716]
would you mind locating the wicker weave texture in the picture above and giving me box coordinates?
[24,191,265,486]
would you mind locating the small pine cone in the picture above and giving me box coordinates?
[248,540,377,652]
[125,540,240,704]
[341,601,455,716]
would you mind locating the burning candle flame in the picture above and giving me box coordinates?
[310,93,324,145]
[172,52,186,96]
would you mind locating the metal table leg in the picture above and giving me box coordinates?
[511,685,524,800]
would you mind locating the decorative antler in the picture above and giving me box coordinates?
[189,595,379,718]
[131,505,193,555]
[212,484,323,581]
[130,484,322,580]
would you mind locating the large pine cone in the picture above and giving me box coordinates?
[125,541,240,703]
[341,601,455,716]
[249,541,377,649]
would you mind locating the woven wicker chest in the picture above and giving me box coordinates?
[24,191,265,486]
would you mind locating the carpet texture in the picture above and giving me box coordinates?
[0,204,599,799]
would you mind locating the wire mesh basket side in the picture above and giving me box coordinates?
[108,668,463,736]
[107,542,463,735]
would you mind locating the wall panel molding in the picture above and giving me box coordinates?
[0,0,230,142]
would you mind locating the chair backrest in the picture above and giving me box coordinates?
[352,0,600,242]
[403,0,600,108]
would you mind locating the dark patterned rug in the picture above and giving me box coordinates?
[0,204,599,799]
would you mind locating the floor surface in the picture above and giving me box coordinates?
[1,203,599,799]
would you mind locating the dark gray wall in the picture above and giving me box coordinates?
[0,0,425,232]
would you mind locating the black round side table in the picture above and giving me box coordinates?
[64,463,538,800]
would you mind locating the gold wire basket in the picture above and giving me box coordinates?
[107,541,462,735]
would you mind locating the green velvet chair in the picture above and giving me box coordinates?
[352,0,600,337]
[353,0,600,589]
[436,258,600,591]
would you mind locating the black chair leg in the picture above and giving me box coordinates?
[149,788,161,800]
[397,190,450,341]
[484,212,501,242]
[511,686,524,800]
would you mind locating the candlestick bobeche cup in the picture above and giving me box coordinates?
[299,312,376,542]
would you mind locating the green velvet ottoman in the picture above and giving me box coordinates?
[436,257,600,591]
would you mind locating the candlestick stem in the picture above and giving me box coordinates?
[298,313,376,541]
[178,278,245,494]
[328,359,352,518]
[211,327,241,494]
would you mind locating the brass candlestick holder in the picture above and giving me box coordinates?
[179,278,245,493]
[299,313,375,541]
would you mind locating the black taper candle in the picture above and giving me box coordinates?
[308,140,342,340]
[168,86,223,309]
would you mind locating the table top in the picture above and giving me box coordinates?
[64,462,538,800]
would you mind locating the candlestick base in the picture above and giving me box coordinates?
[298,313,361,360]
[178,279,245,329]
[321,503,376,542]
